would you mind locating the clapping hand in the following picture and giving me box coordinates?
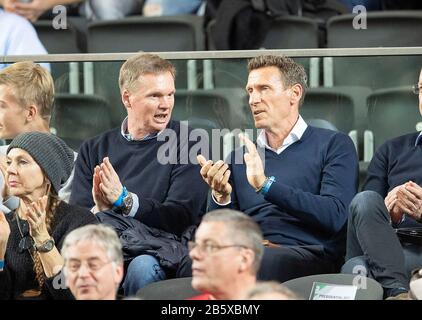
[92,157,124,212]
[238,134,267,190]
[25,195,49,242]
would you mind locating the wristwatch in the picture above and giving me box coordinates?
[113,186,134,215]
[121,192,133,215]
[35,237,55,253]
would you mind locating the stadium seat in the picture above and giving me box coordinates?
[33,19,81,54]
[301,86,372,157]
[307,119,338,131]
[173,88,251,161]
[51,93,113,150]
[327,11,422,48]
[206,17,319,88]
[87,15,204,52]
[136,277,199,300]
[283,273,384,300]
[260,16,320,49]
[33,19,83,93]
[325,11,422,89]
[173,88,250,131]
[364,86,421,161]
[207,16,319,50]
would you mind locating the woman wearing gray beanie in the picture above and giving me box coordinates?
[0,132,98,300]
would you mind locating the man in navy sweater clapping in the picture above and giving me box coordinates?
[70,53,208,296]
[342,68,422,299]
[198,54,359,282]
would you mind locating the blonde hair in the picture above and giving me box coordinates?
[0,61,54,120]
[118,53,175,93]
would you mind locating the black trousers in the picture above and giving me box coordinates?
[343,190,410,296]
[257,245,341,283]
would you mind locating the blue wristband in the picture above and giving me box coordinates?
[260,176,276,195]
[113,186,128,207]
[0,260,4,269]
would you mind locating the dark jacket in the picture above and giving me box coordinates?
[96,210,195,274]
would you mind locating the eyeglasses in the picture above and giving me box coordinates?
[412,84,421,95]
[188,241,248,255]
[65,259,113,274]
[16,216,34,253]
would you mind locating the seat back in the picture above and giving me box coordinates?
[261,16,319,49]
[51,93,113,150]
[367,86,421,153]
[283,273,383,300]
[88,15,204,53]
[33,19,82,93]
[174,88,250,130]
[326,11,422,89]
[33,19,81,54]
[302,86,372,157]
[327,11,422,48]
[136,277,199,300]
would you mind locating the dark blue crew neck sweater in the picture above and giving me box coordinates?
[364,132,422,228]
[69,120,208,236]
[211,126,359,258]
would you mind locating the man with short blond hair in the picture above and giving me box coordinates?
[70,53,208,296]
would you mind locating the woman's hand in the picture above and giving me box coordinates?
[26,196,50,243]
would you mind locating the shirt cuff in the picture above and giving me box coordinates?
[211,191,231,206]
[124,193,139,218]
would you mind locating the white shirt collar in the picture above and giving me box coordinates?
[257,115,308,154]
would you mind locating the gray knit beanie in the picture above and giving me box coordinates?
[7,132,74,194]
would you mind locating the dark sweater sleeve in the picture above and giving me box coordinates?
[264,133,359,234]
[69,141,95,208]
[133,162,208,236]
[362,144,389,197]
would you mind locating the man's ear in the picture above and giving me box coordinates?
[114,264,124,287]
[238,249,255,273]
[26,105,38,122]
[289,84,303,106]
[121,89,131,109]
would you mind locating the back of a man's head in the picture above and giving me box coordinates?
[0,61,54,121]
[118,53,176,94]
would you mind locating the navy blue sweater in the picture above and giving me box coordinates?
[69,121,208,237]
[364,132,422,228]
[211,126,359,258]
